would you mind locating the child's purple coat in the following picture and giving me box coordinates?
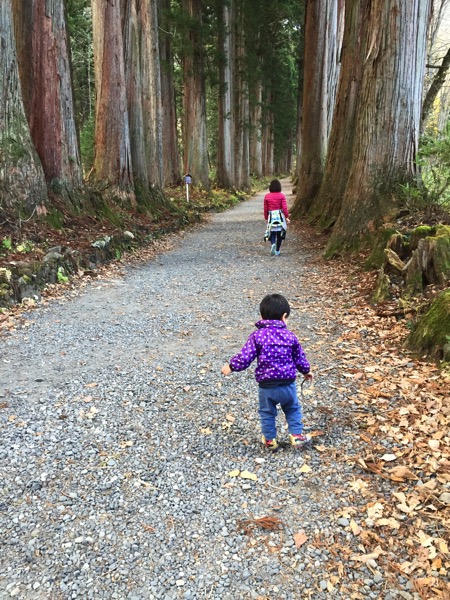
[229,320,310,383]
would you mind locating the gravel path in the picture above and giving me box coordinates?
[0,181,412,599]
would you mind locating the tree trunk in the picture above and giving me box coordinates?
[326,0,345,138]
[217,0,235,188]
[182,0,209,188]
[91,0,134,195]
[158,0,181,186]
[326,0,431,256]
[0,0,47,212]
[140,0,163,187]
[123,0,148,190]
[261,103,274,175]
[421,45,450,128]
[13,0,83,201]
[249,80,263,177]
[308,0,368,229]
[233,0,250,190]
[292,0,337,217]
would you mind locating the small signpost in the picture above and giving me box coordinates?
[184,173,192,202]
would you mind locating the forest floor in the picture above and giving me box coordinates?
[0,180,449,600]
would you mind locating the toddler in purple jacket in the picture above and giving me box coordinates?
[221,294,312,450]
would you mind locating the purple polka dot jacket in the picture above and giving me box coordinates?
[229,320,311,383]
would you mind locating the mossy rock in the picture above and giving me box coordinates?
[0,268,12,284]
[435,224,450,238]
[365,225,400,269]
[408,289,450,357]
[373,267,391,303]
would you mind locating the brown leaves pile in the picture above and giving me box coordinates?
[327,264,449,596]
[286,228,449,597]
[238,515,284,534]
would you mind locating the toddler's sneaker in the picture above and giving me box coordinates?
[261,436,278,451]
[270,243,276,256]
[289,433,311,449]
[275,250,280,256]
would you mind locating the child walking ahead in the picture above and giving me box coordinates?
[221,294,312,450]
[263,179,290,256]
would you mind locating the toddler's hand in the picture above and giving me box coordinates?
[303,372,313,381]
[221,364,232,376]
[286,218,291,224]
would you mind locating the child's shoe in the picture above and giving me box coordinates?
[289,433,311,448]
[270,243,276,256]
[261,436,279,451]
[275,250,280,256]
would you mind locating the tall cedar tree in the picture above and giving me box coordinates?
[91,0,134,196]
[123,0,164,199]
[1,0,47,212]
[325,0,431,255]
[308,0,368,229]
[216,0,235,188]
[12,0,83,203]
[158,0,181,186]
[182,0,209,188]
[293,0,341,217]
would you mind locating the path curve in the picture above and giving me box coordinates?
[1,181,372,599]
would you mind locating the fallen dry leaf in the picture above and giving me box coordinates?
[351,545,385,562]
[228,469,240,478]
[380,453,397,462]
[293,531,308,548]
[299,464,312,474]
[240,470,257,481]
[350,519,361,536]
[387,465,418,481]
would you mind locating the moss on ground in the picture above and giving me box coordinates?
[365,226,400,269]
[408,289,450,357]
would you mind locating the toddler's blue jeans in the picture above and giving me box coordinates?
[258,382,303,440]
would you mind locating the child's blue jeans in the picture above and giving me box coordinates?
[258,382,303,440]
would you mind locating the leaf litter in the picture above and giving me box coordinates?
[287,223,449,597]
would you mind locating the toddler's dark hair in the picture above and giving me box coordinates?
[269,179,282,193]
[260,294,290,320]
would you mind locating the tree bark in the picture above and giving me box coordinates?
[158,0,181,186]
[326,0,431,256]
[217,0,235,188]
[421,45,450,128]
[249,79,263,178]
[261,103,274,176]
[0,0,47,212]
[123,0,148,190]
[140,0,163,187]
[292,0,337,217]
[308,0,368,229]
[91,0,134,195]
[232,0,250,190]
[13,0,83,201]
[123,0,164,194]
[182,0,209,188]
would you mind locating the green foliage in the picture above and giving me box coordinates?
[46,208,65,230]
[57,267,69,284]
[2,238,12,251]
[1,238,34,255]
[67,0,95,175]
[16,240,34,253]
[400,123,450,212]
[79,113,95,174]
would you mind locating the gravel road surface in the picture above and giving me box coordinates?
[0,181,415,599]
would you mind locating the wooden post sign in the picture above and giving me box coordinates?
[184,173,192,202]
